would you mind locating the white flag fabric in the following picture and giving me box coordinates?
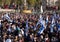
[3,14,10,20]
[50,17,55,32]
[37,17,46,34]
[52,17,55,27]
[46,16,48,22]
[41,5,43,13]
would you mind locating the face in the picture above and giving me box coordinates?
[12,24,16,30]
[30,34,33,39]
[34,37,37,42]
[54,26,57,30]
[41,35,43,39]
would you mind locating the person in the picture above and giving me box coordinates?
[0,12,59,42]
[5,35,12,42]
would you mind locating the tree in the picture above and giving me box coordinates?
[35,0,41,12]
[1,0,5,6]
[10,0,15,5]
[5,0,11,5]
[0,0,2,5]
[17,0,23,5]
[35,0,41,7]
[27,0,36,7]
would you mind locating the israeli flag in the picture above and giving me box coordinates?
[58,24,60,31]
[38,20,46,34]
[57,14,60,19]
[36,15,42,27]
[36,19,40,27]
[24,20,29,36]
[50,25,54,33]
[25,20,29,32]
[3,13,10,20]
[36,14,43,26]
[51,17,55,27]
[35,20,40,31]
[36,19,41,31]
[41,20,45,27]
[36,15,43,27]
[53,12,56,17]
[50,17,55,32]
[40,14,43,20]
[38,26,45,34]
[36,15,46,34]
[46,16,48,24]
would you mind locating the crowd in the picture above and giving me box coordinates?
[0,3,19,9]
[0,12,60,42]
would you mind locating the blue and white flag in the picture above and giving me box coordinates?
[3,13,10,20]
[40,20,46,27]
[25,20,29,32]
[38,26,45,34]
[51,17,55,27]
[50,17,55,32]
[38,20,46,34]
[39,14,43,20]
[36,15,46,34]
[46,16,48,24]
[58,25,60,31]
[26,20,28,28]
[36,19,40,27]
[36,14,43,27]
[25,20,29,36]
[58,24,60,31]
[50,25,54,33]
